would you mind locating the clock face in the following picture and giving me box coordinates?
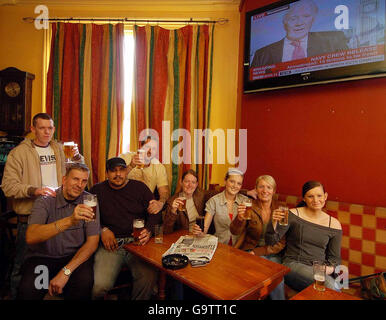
[4,81,21,98]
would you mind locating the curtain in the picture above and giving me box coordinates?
[46,22,124,185]
[130,25,215,194]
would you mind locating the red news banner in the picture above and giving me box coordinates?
[250,44,385,80]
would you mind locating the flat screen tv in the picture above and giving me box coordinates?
[243,0,386,93]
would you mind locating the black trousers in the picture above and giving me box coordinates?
[17,255,94,300]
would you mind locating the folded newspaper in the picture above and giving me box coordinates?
[162,234,218,266]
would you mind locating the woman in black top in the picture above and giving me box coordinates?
[266,181,342,292]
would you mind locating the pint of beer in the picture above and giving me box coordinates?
[195,216,205,231]
[314,274,326,291]
[63,141,75,162]
[154,224,163,244]
[178,197,187,212]
[313,261,326,291]
[243,199,253,220]
[83,194,97,221]
[133,218,145,245]
[278,206,289,226]
[194,216,205,237]
[136,149,146,169]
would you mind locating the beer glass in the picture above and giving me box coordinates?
[136,149,146,169]
[178,197,187,212]
[133,218,145,245]
[154,224,163,244]
[63,141,76,163]
[242,199,253,220]
[278,206,289,226]
[195,216,205,237]
[313,261,326,291]
[83,194,97,221]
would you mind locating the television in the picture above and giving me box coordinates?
[243,0,386,93]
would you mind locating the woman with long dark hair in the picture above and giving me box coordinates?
[163,169,217,234]
[266,181,342,292]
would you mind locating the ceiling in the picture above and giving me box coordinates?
[1,0,241,6]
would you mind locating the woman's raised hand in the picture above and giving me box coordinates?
[171,198,184,214]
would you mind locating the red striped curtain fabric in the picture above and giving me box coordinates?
[46,23,124,185]
[131,24,215,194]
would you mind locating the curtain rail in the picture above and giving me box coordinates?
[22,17,228,24]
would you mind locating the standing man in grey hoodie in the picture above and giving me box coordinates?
[1,113,84,299]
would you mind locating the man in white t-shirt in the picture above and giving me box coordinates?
[120,136,170,215]
[1,113,84,299]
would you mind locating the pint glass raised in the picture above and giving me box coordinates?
[83,194,97,221]
[63,141,75,162]
[136,149,146,169]
[178,197,187,212]
[243,200,253,220]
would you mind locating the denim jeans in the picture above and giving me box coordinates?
[283,259,338,292]
[10,222,28,299]
[92,239,157,300]
[261,254,286,300]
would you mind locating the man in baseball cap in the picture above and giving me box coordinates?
[90,157,160,299]
[105,157,127,172]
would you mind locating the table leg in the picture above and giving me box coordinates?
[158,271,166,300]
[258,276,284,300]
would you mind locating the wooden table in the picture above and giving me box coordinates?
[290,284,362,300]
[124,230,290,300]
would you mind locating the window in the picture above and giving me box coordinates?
[122,28,134,153]
[43,25,135,154]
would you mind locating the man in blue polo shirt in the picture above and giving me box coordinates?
[17,163,99,300]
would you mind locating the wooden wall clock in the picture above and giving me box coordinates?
[0,67,35,136]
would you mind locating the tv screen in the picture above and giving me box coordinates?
[244,0,386,93]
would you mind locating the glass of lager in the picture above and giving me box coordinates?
[136,149,146,169]
[278,206,289,226]
[83,193,97,221]
[242,198,253,220]
[178,196,187,212]
[133,218,145,245]
[313,261,326,291]
[154,224,163,244]
[63,141,76,163]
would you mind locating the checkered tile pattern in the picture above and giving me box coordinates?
[277,194,386,278]
[208,185,385,278]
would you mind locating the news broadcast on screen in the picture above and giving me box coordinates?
[248,0,385,81]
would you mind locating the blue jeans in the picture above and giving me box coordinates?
[261,254,286,300]
[92,239,158,300]
[10,222,28,299]
[283,259,339,292]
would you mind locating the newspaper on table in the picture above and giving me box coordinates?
[162,234,218,266]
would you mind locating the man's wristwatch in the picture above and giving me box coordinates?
[63,266,72,277]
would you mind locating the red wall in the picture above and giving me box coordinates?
[240,0,386,207]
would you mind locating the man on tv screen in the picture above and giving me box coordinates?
[251,0,349,68]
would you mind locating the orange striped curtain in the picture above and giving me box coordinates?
[130,25,215,195]
[46,23,124,185]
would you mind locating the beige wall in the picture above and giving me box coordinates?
[0,2,240,184]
